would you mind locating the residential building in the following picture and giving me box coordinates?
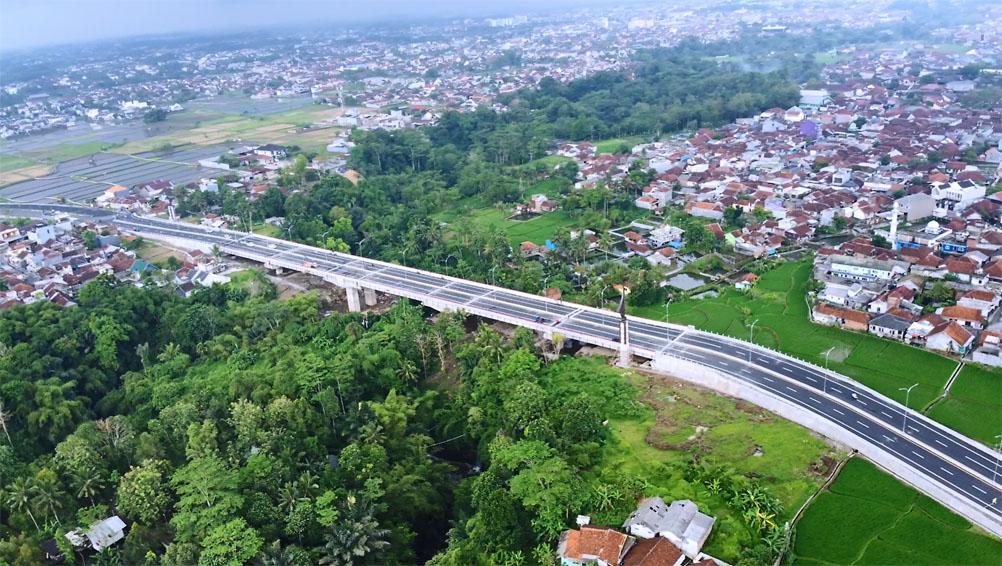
[868,313,911,340]
[558,525,635,566]
[622,497,715,559]
[925,321,975,354]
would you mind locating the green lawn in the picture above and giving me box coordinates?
[519,155,572,170]
[924,364,1002,444]
[793,459,1000,565]
[252,223,281,237]
[814,52,851,64]
[22,141,120,163]
[541,357,835,564]
[630,259,957,409]
[438,204,578,247]
[0,155,39,172]
[593,136,646,154]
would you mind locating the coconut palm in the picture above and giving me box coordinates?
[4,477,40,531]
[317,496,389,566]
[30,471,65,525]
[396,359,419,383]
[71,468,106,507]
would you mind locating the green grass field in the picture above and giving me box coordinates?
[925,364,1002,444]
[437,203,578,247]
[542,357,835,564]
[593,136,646,154]
[630,259,958,409]
[22,141,120,163]
[814,52,852,64]
[793,459,1000,565]
[0,155,39,172]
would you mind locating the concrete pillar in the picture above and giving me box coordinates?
[363,287,377,306]
[618,346,631,368]
[275,266,284,275]
[346,287,361,312]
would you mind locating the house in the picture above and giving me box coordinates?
[895,193,936,223]
[558,525,635,566]
[685,201,724,220]
[647,247,676,267]
[622,537,685,566]
[65,516,126,552]
[868,313,911,340]
[648,226,684,248]
[735,273,757,290]
[529,194,559,213]
[829,254,907,282]
[957,290,999,318]
[812,303,869,332]
[622,497,715,559]
[521,241,542,257]
[937,305,985,329]
[972,331,1002,368]
[255,144,289,160]
[925,321,974,354]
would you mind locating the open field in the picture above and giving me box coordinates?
[593,136,646,154]
[925,364,1002,445]
[541,356,836,564]
[792,458,1000,565]
[0,155,39,173]
[630,259,957,409]
[814,52,852,64]
[0,163,54,188]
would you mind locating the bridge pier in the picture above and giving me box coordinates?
[364,287,377,307]
[346,287,362,312]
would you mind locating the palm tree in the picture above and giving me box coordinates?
[396,360,419,383]
[317,496,389,566]
[30,471,65,526]
[4,477,40,531]
[72,468,106,507]
[277,484,307,514]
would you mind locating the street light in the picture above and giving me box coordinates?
[665,296,672,342]
[822,346,836,393]
[748,319,759,363]
[993,435,1002,485]
[899,383,919,434]
[489,265,499,286]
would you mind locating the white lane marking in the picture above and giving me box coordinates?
[802,375,819,384]
[880,410,894,419]
[935,439,948,448]
[857,399,867,406]
[832,408,845,416]
[912,451,924,460]
[857,421,870,429]
[971,485,988,495]
[689,351,707,360]
[762,376,775,383]
[940,467,954,476]
[830,386,842,394]
[809,397,822,405]
[785,386,797,393]
[965,456,984,467]
[908,426,920,433]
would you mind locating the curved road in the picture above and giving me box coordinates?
[3,203,1001,536]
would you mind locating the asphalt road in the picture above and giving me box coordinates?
[3,203,1001,533]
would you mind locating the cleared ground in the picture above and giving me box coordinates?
[542,356,836,563]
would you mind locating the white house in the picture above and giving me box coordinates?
[622,497,715,559]
[66,516,126,552]
[931,180,986,218]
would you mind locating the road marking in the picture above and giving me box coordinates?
[857,399,867,406]
[832,408,845,416]
[830,386,842,394]
[785,386,797,393]
[857,421,870,429]
[762,376,775,383]
[808,396,821,404]
[965,455,985,467]
[880,410,894,419]
[689,351,707,360]
[971,485,987,495]
[912,451,924,460]
[882,435,895,443]
[935,439,948,448]
[908,426,920,433]
[940,467,954,476]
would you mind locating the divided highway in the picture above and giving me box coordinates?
[3,203,1001,536]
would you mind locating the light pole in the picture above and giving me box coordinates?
[748,319,759,363]
[665,297,672,341]
[489,265,499,286]
[992,435,1002,485]
[822,346,835,393]
[541,275,550,314]
[899,383,918,434]
[357,236,369,256]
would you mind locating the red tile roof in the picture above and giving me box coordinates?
[562,526,633,566]
[623,537,683,566]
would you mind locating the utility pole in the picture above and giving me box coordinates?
[899,383,918,434]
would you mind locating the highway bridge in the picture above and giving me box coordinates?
[3,202,1001,536]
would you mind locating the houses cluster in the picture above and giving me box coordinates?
[809,233,1002,365]
[558,497,725,566]
[0,213,229,311]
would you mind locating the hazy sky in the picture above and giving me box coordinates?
[0,0,603,51]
